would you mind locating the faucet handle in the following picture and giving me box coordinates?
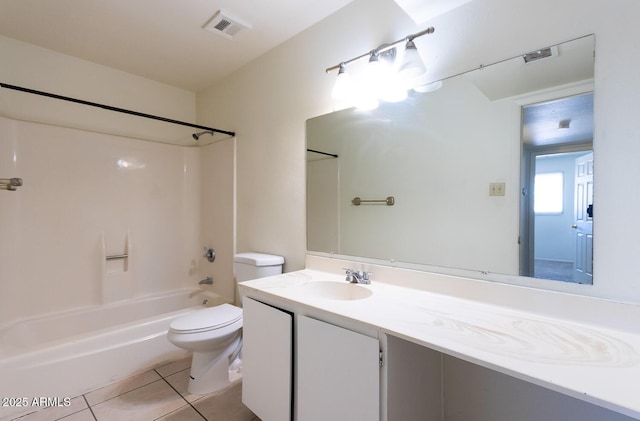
[343,268,356,282]
[342,268,372,284]
[203,247,216,263]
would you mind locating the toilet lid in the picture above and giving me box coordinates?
[170,304,242,334]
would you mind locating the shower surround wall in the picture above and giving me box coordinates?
[0,115,203,325]
[0,34,237,329]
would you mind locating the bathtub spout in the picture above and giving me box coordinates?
[199,277,213,285]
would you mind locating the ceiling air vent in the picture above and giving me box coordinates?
[203,10,251,40]
[523,45,559,63]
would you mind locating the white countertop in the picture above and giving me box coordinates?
[239,266,640,419]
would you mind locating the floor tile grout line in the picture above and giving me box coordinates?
[153,364,190,379]
[153,368,168,379]
[14,363,190,421]
[23,396,91,421]
[151,401,207,421]
[156,371,189,405]
[85,373,163,407]
[187,402,209,421]
[17,363,193,421]
[81,395,98,421]
[158,375,207,421]
[153,366,208,405]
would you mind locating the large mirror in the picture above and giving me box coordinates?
[307,35,594,284]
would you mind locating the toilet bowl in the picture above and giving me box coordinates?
[167,252,284,394]
[167,304,243,394]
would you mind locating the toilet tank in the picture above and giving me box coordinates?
[234,252,285,283]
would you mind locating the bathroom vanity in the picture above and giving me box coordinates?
[239,255,640,421]
[242,296,379,421]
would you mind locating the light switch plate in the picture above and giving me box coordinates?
[489,182,506,196]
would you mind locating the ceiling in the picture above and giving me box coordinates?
[0,0,354,91]
[466,35,595,147]
[522,93,594,147]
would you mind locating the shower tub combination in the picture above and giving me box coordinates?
[0,288,216,420]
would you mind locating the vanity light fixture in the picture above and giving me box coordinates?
[326,27,435,109]
[398,39,427,81]
[366,48,407,103]
[332,64,353,101]
[414,80,443,93]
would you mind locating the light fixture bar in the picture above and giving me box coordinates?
[325,27,435,73]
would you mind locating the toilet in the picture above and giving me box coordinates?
[167,252,284,394]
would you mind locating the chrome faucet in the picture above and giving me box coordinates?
[344,269,371,284]
[199,276,213,285]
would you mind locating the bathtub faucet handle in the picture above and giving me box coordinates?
[203,247,216,263]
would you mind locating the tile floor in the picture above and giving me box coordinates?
[13,357,260,421]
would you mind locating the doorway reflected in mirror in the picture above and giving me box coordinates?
[520,92,593,284]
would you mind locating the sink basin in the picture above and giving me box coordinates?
[300,281,373,301]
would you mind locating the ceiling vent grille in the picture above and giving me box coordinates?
[203,10,251,40]
[523,45,559,63]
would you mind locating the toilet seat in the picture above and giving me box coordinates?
[170,304,242,334]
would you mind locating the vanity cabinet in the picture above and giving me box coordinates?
[296,315,379,421]
[241,297,380,421]
[242,297,293,421]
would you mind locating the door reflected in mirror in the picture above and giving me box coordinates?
[520,92,594,284]
[307,35,595,284]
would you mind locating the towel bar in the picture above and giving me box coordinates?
[106,254,128,261]
[351,196,395,206]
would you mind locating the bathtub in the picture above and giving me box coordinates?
[0,288,221,420]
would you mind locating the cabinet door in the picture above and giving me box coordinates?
[296,315,380,421]
[242,297,293,421]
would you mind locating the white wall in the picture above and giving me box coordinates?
[200,137,237,304]
[0,36,196,145]
[198,0,640,304]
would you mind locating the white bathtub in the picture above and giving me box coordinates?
[0,288,221,420]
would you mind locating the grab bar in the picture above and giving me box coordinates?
[106,254,128,261]
[352,196,395,206]
[0,178,22,186]
[1,177,23,191]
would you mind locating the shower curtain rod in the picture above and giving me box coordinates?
[307,148,338,158]
[0,82,236,137]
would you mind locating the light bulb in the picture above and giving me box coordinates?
[414,80,443,93]
[354,93,379,110]
[366,51,407,103]
[332,64,354,101]
[398,39,427,90]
